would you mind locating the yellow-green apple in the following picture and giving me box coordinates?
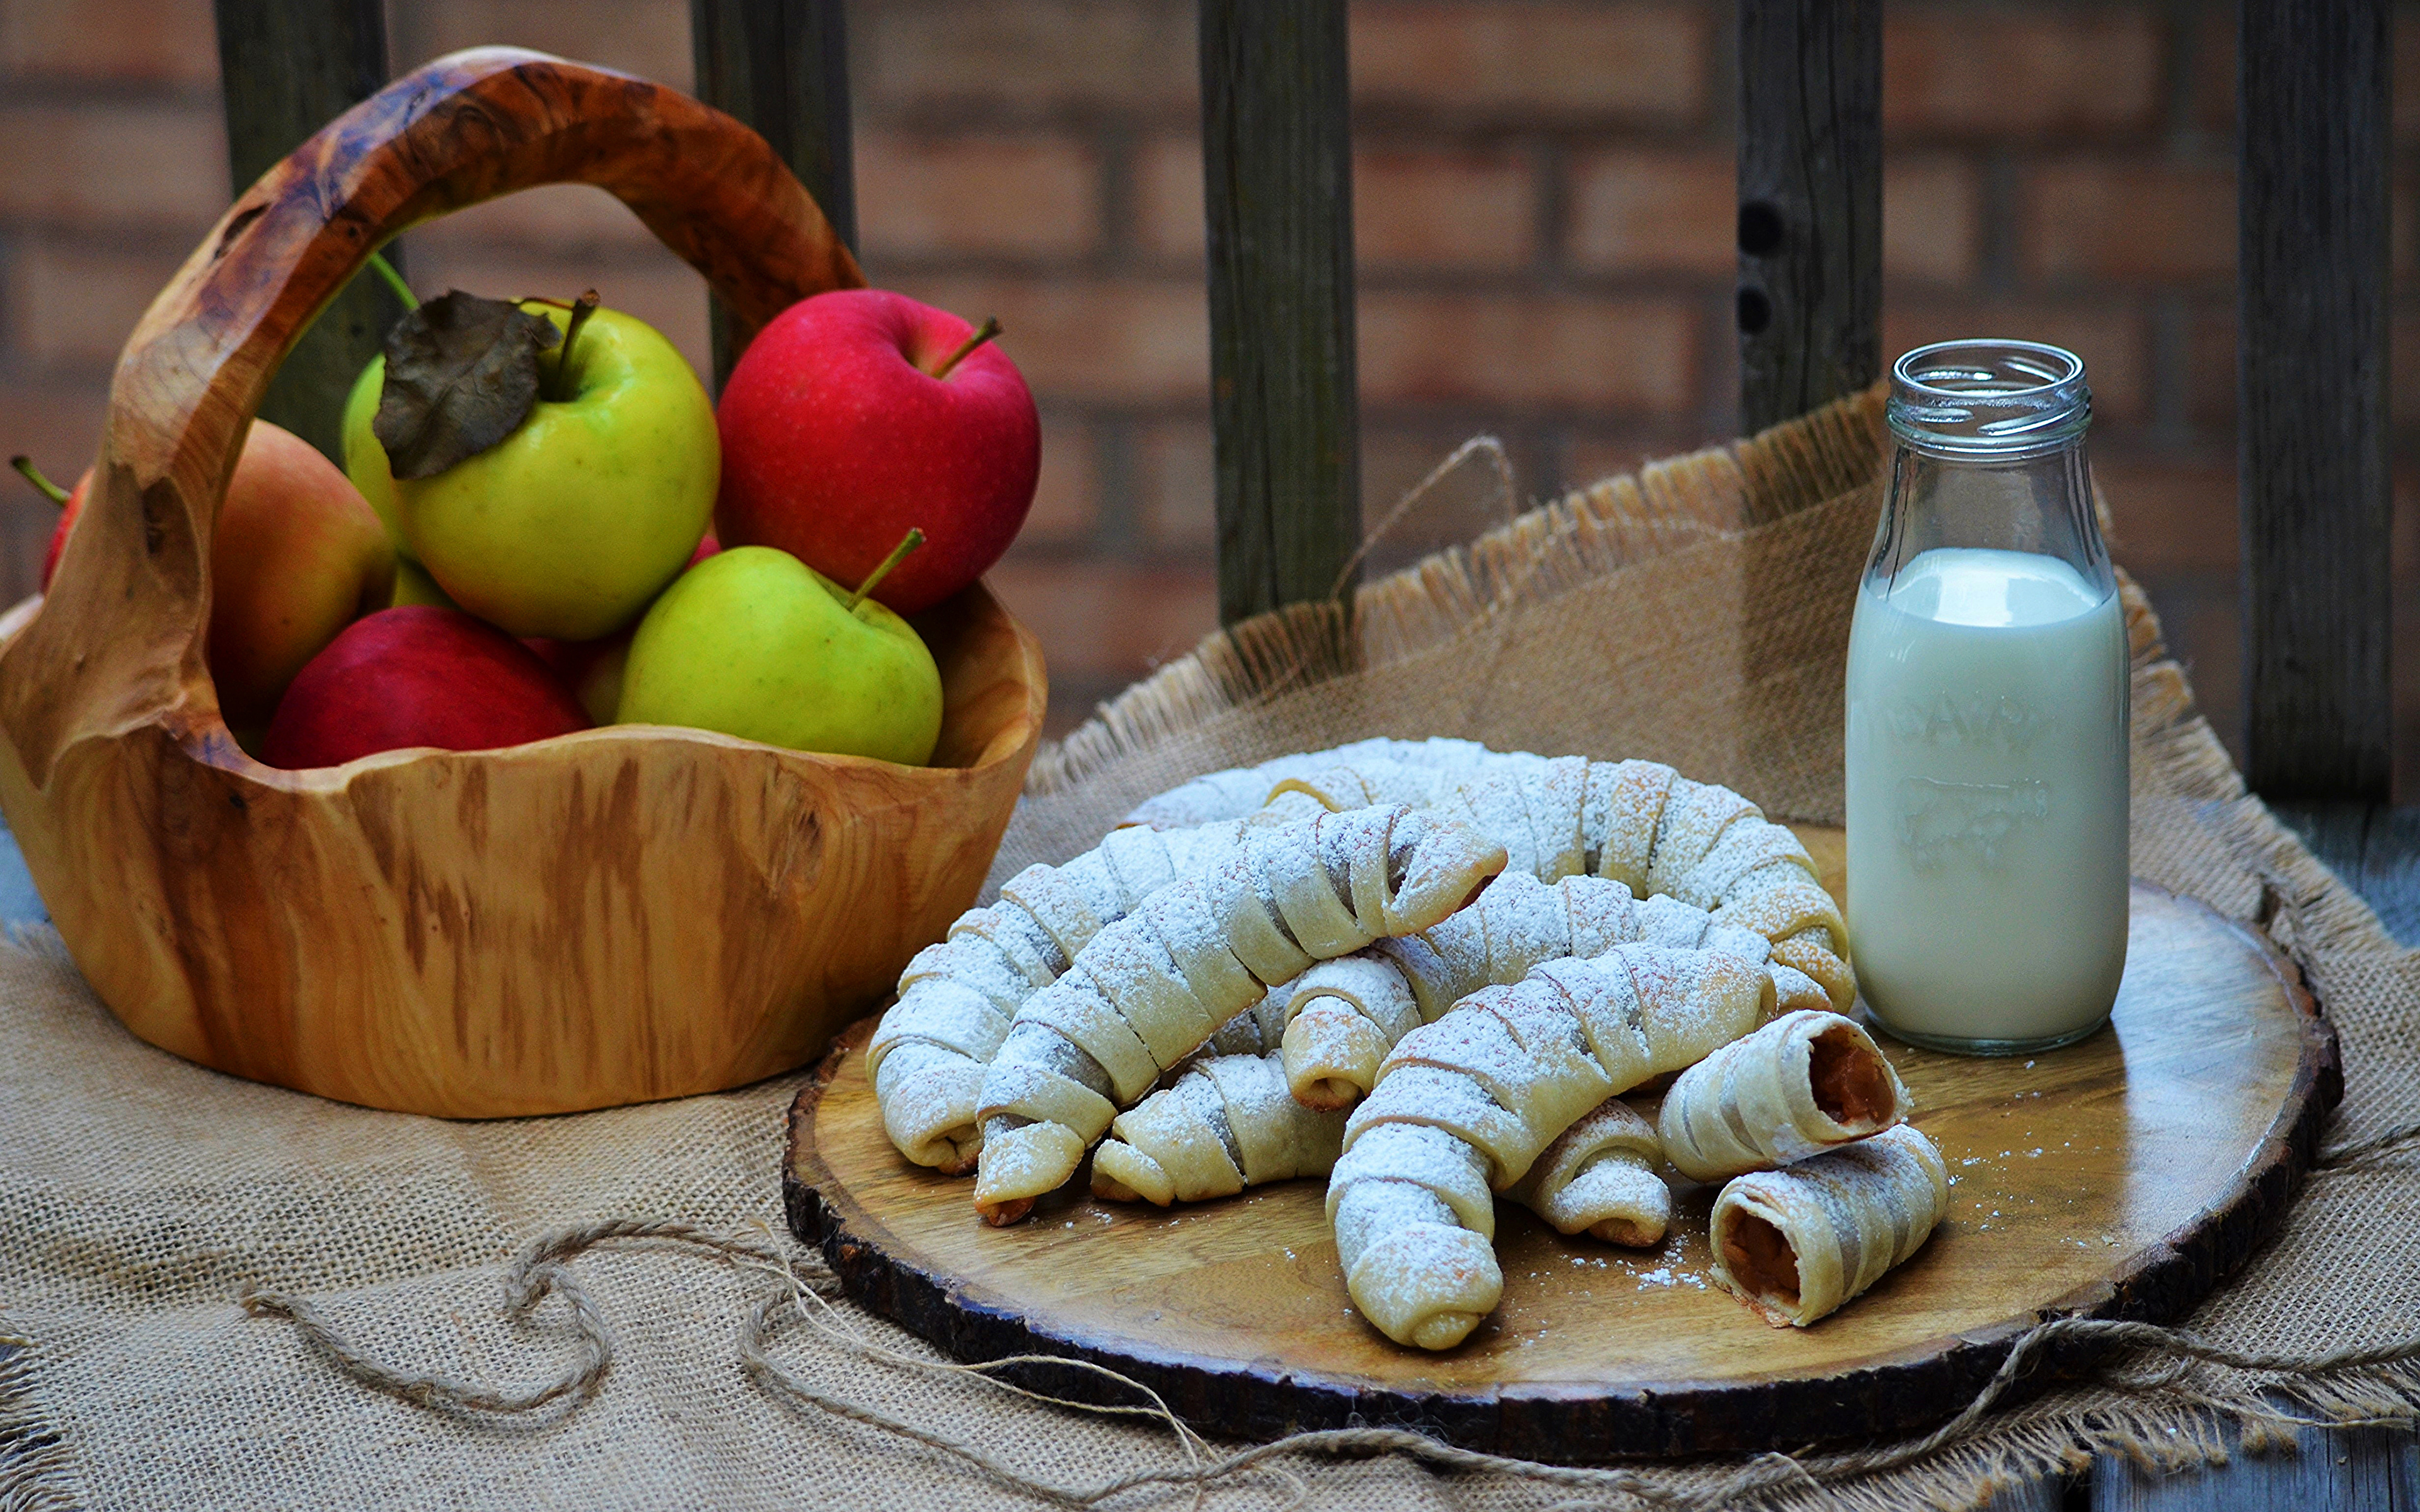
[13,456,89,590]
[713,289,1038,615]
[615,537,943,766]
[369,299,718,641]
[262,605,590,769]
[526,535,717,723]
[341,355,409,559]
[389,558,458,610]
[24,424,396,730]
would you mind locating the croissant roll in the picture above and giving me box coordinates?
[1216,745,1858,1012]
[1506,1099,1669,1246]
[1330,942,1773,1349]
[1710,1123,1949,1327]
[1092,1051,1348,1205]
[1126,738,1495,830]
[1659,1010,1911,1182]
[867,821,1250,1172]
[1281,956,1419,1111]
[970,805,1508,1224]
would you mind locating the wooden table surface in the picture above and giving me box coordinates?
[0,810,2408,1509]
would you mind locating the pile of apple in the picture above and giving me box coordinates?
[21,277,1040,770]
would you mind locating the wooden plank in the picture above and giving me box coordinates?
[691,0,856,389]
[2270,802,2420,947]
[1199,0,1361,624]
[1736,0,1881,435]
[212,0,404,462]
[2093,1423,2417,1510]
[2239,0,2393,801]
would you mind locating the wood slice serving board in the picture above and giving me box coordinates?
[784,828,2340,1461]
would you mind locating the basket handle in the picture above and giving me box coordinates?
[0,48,862,788]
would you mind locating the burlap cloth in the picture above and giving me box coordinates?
[3,391,2415,1511]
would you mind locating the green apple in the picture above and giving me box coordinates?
[616,543,943,766]
[376,302,718,641]
[341,355,410,561]
[389,556,456,610]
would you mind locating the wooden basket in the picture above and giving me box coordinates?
[0,49,1046,1118]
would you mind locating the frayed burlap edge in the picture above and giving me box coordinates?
[0,1322,76,1512]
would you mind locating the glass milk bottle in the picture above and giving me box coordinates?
[1845,340,2129,1055]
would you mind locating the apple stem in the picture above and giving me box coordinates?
[550,290,602,402]
[927,316,1002,381]
[844,528,926,613]
[367,252,418,311]
[10,455,67,508]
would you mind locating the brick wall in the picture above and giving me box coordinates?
[3,1,2416,791]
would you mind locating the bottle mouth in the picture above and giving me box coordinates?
[1887,340,2090,459]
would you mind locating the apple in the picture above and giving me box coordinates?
[262,605,591,769]
[389,558,458,610]
[615,537,943,766]
[205,421,398,728]
[341,355,410,561]
[21,425,395,730]
[13,457,89,590]
[524,535,716,723]
[371,299,718,641]
[713,289,1039,616]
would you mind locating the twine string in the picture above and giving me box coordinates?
[239,1216,2420,1511]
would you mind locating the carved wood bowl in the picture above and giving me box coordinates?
[0,49,1047,1118]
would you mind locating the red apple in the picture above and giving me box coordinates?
[713,289,1039,616]
[31,467,89,590]
[262,605,591,769]
[207,421,398,729]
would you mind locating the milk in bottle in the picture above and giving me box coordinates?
[1846,342,2129,1053]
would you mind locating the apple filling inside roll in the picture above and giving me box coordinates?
[1808,1023,1898,1127]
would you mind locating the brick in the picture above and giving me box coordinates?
[2019,161,2235,282]
[1136,138,1535,270]
[0,104,228,229]
[2092,457,2238,573]
[409,184,660,253]
[1356,148,1535,270]
[1351,3,1707,123]
[1565,149,1731,277]
[402,245,712,380]
[1883,6,2164,139]
[6,238,190,368]
[983,554,1216,682]
[1358,292,1699,413]
[856,133,1101,263]
[1881,302,2150,425]
[1131,135,1204,262]
[389,0,693,91]
[1132,418,1213,551]
[1884,156,1982,286]
[0,0,216,87]
[2189,6,2232,135]
[1025,419,1100,544]
[886,275,1207,404]
[857,0,1194,118]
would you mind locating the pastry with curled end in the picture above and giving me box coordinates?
[1282,871,1829,1112]
[1710,1123,1948,1327]
[868,820,1267,1173]
[1658,1009,1910,1182]
[1091,1050,1347,1206]
[1503,1098,1670,1246]
[1328,941,1775,1350]
[1124,742,1855,1014]
[970,805,1507,1225]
